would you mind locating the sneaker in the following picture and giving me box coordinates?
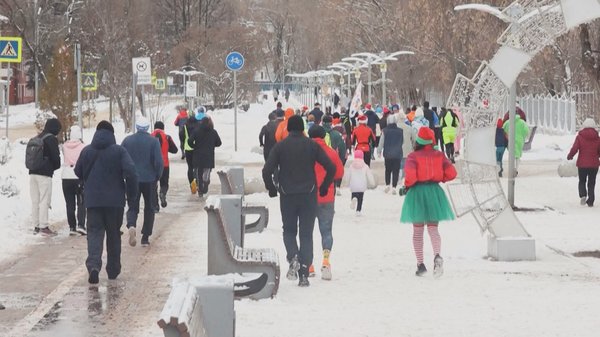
[415,263,427,277]
[308,264,316,277]
[190,179,198,194]
[336,189,341,196]
[33,227,40,235]
[350,197,357,211]
[355,211,362,217]
[391,188,397,195]
[433,255,444,278]
[498,169,503,177]
[88,269,99,284]
[321,263,332,281]
[76,226,87,236]
[160,193,167,208]
[128,227,137,247]
[153,206,160,214]
[581,197,587,205]
[286,256,300,281]
[141,235,150,247]
[69,228,78,236]
[298,273,310,287]
[39,227,57,237]
[384,185,391,193]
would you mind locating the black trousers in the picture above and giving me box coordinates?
[279,193,317,269]
[194,168,212,195]
[126,181,156,237]
[185,150,195,183]
[351,192,364,212]
[62,179,85,229]
[86,207,124,278]
[445,143,455,160]
[578,168,598,206]
[384,158,401,187]
[363,151,372,167]
[154,166,170,209]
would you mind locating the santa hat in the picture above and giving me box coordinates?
[416,127,435,145]
[358,115,367,124]
[383,106,390,114]
[365,103,372,110]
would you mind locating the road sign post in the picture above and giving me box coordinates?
[132,57,152,120]
[226,51,245,151]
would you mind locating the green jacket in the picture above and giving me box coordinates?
[503,115,529,159]
[323,124,346,162]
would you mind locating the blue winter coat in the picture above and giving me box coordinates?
[74,129,138,208]
[381,124,404,160]
[121,131,164,183]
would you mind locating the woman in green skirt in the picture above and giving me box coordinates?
[400,127,457,277]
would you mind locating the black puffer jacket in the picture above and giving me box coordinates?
[188,120,222,169]
[28,118,62,177]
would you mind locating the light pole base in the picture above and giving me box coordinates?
[487,235,536,261]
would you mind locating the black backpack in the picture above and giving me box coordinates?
[25,133,52,171]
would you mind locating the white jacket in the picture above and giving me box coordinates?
[344,158,375,193]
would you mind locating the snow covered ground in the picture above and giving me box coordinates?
[1,94,600,336]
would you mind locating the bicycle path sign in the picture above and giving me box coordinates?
[225,52,244,71]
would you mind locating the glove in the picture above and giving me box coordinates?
[398,186,408,196]
[268,188,278,198]
[566,155,573,160]
[319,184,329,197]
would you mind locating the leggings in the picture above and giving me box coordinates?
[412,224,441,264]
[351,192,364,212]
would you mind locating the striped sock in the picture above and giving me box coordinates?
[413,224,425,264]
[427,224,441,256]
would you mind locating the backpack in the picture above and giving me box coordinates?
[25,133,52,171]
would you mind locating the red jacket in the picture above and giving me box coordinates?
[567,128,600,168]
[352,124,375,153]
[404,145,457,188]
[151,129,178,167]
[174,110,188,126]
[314,138,344,204]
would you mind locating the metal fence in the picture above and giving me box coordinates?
[507,94,577,134]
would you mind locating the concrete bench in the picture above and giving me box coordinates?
[523,125,537,152]
[157,276,235,337]
[217,167,245,195]
[205,198,280,300]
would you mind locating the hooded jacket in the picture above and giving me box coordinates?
[313,138,344,204]
[404,145,457,188]
[502,115,529,159]
[344,156,375,193]
[121,130,164,183]
[275,108,295,142]
[61,139,85,179]
[567,127,600,168]
[28,118,62,177]
[378,123,404,160]
[74,129,138,208]
[188,120,222,169]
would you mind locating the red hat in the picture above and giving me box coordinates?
[302,105,309,111]
[383,106,390,113]
[365,103,372,110]
[358,115,368,124]
[416,127,435,145]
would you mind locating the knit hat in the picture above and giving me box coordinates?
[415,107,424,118]
[582,118,596,129]
[387,114,397,125]
[416,127,435,145]
[365,103,372,110]
[195,112,205,121]
[96,120,114,133]
[136,117,150,132]
[354,149,364,159]
[287,115,304,132]
[322,115,333,124]
[358,115,367,124]
[154,121,165,130]
[70,125,82,139]
[308,125,326,139]
[383,106,390,114]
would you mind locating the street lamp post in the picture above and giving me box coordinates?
[343,57,370,103]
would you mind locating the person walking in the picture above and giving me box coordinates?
[323,115,346,194]
[502,114,529,175]
[308,125,344,280]
[495,118,508,177]
[188,115,222,197]
[275,108,295,142]
[173,107,189,159]
[351,115,376,167]
[378,114,404,194]
[344,150,375,216]
[567,118,600,207]
[61,125,87,235]
[259,112,277,161]
[262,115,336,287]
[184,110,202,193]
[122,117,164,247]
[151,121,178,211]
[28,118,62,236]
[400,127,457,278]
[441,107,459,163]
[397,111,415,180]
[74,121,138,284]
[309,102,324,125]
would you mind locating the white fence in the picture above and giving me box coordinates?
[517,94,577,134]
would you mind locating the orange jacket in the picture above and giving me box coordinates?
[313,138,344,204]
[275,108,295,142]
[351,124,375,153]
[407,110,416,123]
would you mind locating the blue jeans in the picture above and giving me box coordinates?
[316,202,335,251]
[496,146,506,171]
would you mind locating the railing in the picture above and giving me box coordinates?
[499,93,577,135]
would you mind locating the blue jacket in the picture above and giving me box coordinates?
[381,124,404,159]
[365,109,380,134]
[122,131,164,183]
[75,129,138,208]
[495,127,508,147]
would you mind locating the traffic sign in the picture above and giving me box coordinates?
[155,79,166,90]
[0,37,22,63]
[186,81,197,97]
[82,73,97,91]
[167,76,174,86]
[225,52,244,71]
[132,57,152,85]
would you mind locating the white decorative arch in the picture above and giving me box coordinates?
[446,0,600,239]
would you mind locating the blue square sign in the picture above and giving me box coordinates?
[0,38,22,63]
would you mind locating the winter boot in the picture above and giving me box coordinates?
[415,263,427,277]
[88,269,99,284]
[128,227,137,247]
[190,179,198,194]
[286,255,300,281]
[433,255,444,278]
[160,192,167,208]
[298,265,310,287]
[581,197,587,206]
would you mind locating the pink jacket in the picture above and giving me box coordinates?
[61,140,85,179]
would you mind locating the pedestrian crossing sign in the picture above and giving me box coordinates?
[155,78,166,90]
[82,73,98,91]
[0,37,22,63]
